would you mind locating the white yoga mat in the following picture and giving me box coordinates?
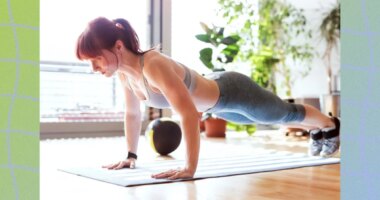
[59,151,340,187]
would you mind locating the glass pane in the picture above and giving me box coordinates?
[40,62,126,122]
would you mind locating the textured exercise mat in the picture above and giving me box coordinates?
[59,151,340,187]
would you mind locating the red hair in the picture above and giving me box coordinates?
[76,17,145,60]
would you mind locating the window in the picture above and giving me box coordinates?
[40,0,149,123]
[40,61,126,122]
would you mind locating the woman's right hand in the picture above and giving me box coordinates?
[102,158,136,170]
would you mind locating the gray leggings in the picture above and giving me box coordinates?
[206,71,305,125]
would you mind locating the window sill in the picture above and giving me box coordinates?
[40,120,152,139]
[40,121,124,139]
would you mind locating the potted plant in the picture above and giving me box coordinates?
[318,2,340,117]
[195,23,241,137]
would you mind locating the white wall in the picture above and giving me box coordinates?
[171,0,221,75]
[281,0,340,98]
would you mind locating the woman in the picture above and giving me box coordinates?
[76,17,340,180]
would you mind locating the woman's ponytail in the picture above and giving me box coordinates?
[113,18,144,55]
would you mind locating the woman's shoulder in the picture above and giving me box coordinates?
[145,49,164,60]
[144,50,173,68]
[143,50,181,82]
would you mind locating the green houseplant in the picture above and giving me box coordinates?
[217,0,315,97]
[320,2,340,94]
[196,22,241,71]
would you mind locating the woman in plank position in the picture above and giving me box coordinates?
[76,17,340,180]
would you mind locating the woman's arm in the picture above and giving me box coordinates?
[143,55,200,179]
[103,73,141,170]
[123,82,142,157]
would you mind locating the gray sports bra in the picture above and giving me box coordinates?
[128,54,197,108]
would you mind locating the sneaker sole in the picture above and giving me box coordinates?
[308,150,322,157]
[320,149,340,158]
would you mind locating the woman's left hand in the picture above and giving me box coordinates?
[151,167,195,180]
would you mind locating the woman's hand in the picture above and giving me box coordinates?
[151,167,195,180]
[102,158,136,170]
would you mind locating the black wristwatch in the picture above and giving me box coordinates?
[127,152,138,160]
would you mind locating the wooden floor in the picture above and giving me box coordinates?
[40,130,340,200]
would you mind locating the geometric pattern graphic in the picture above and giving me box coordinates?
[59,151,340,187]
[341,1,380,199]
[0,0,39,199]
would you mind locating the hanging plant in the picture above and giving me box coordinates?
[319,2,340,94]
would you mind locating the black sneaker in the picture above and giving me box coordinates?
[308,130,323,156]
[321,116,340,158]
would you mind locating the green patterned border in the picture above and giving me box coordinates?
[0,0,39,199]
[342,0,380,199]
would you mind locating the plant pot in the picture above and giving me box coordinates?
[204,118,227,137]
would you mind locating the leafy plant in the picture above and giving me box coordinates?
[195,22,241,71]
[319,2,340,94]
[227,122,257,136]
[217,0,315,97]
